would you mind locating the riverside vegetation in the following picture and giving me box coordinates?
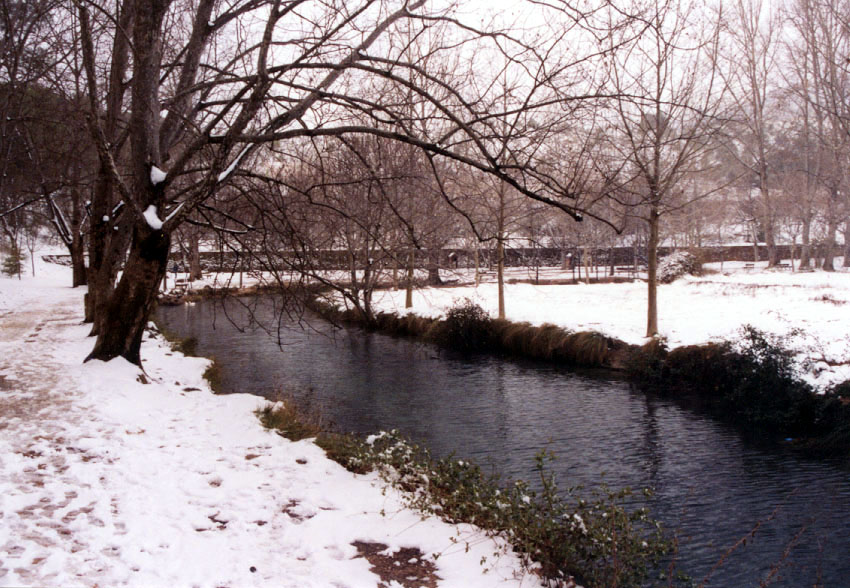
[256,399,675,588]
[312,296,850,455]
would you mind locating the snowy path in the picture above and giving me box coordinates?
[0,271,536,587]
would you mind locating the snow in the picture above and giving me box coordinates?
[165,201,186,224]
[366,261,850,390]
[217,145,251,182]
[142,205,163,230]
[150,166,167,186]
[0,255,538,587]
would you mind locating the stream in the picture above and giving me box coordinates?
[157,295,850,587]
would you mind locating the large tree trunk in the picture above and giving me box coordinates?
[764,214,778,267]
[646,206,660,338]
[822,220,838,272]
[426,249,442,286]
[843,223,850,268]
[751,221,760,263]
[70,233,87,288]
[822,189,840,272]
[86,226,170,364]
[68,185,88,288]
[87,211,133,332]
[85,171,114,324]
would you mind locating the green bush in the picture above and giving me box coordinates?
[430,298,494,352]
[340,432,673,587]
[657,250,701,284]
[827,379,850,400]
[624,337,669,387]
[628,326,850,450]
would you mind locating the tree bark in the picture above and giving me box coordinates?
[646,206,660,338]
[822,220,838,272]
[86,225,170,364]
[188,232,202,281]
[70,234,87,288]
[843,223,850,268]
[800,216,812,269]
[497,237,505,320]
[751,222,760,263]
[426,249,442,286]
[405,249,414,308]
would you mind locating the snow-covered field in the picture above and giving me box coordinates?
[367,261,850,390]
[173,257,850,389]
[0,253,538,587]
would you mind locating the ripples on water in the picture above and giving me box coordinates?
[158,296,850,586]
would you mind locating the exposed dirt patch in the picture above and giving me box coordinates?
[351,541,440,588]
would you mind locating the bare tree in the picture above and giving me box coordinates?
[787,0,850,271]
[61,0,650,365]
[719,0,787,267]
[600,0,726,337]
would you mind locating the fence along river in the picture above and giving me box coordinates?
[157,295,850,586]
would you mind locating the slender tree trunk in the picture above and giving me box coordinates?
[497,235,505,319]
[392,257,399,290]
[474,247,480,287]
[583,246,590,284]
[790,238,796,272]
[646,206,660,338]
[86,225,170,364]
[405,249,414,308]
[362,248,373,323]
[751,222,760,263]
[843,223,850,267]
[801,216,812,269]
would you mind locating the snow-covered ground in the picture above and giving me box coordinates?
[367,261,850,390]
[0,252,538,587]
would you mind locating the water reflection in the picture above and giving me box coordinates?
[158,295,850,587]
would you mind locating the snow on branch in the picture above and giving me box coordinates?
[217,145,251,182]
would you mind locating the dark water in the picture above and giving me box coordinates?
[158,296,850,587]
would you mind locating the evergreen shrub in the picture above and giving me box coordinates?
[657,250,701,284]
[431,298,494,352]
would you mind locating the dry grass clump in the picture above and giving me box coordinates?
[373,311,438,338]
[493,319,535,356]
[256,394,326,441]
[491,321,610,366]
[560,331,611,365]
[531,323,574,359]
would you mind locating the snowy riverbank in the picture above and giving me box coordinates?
[366,262,850,391]
[0,258,538,587]
[163,256,850,389]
